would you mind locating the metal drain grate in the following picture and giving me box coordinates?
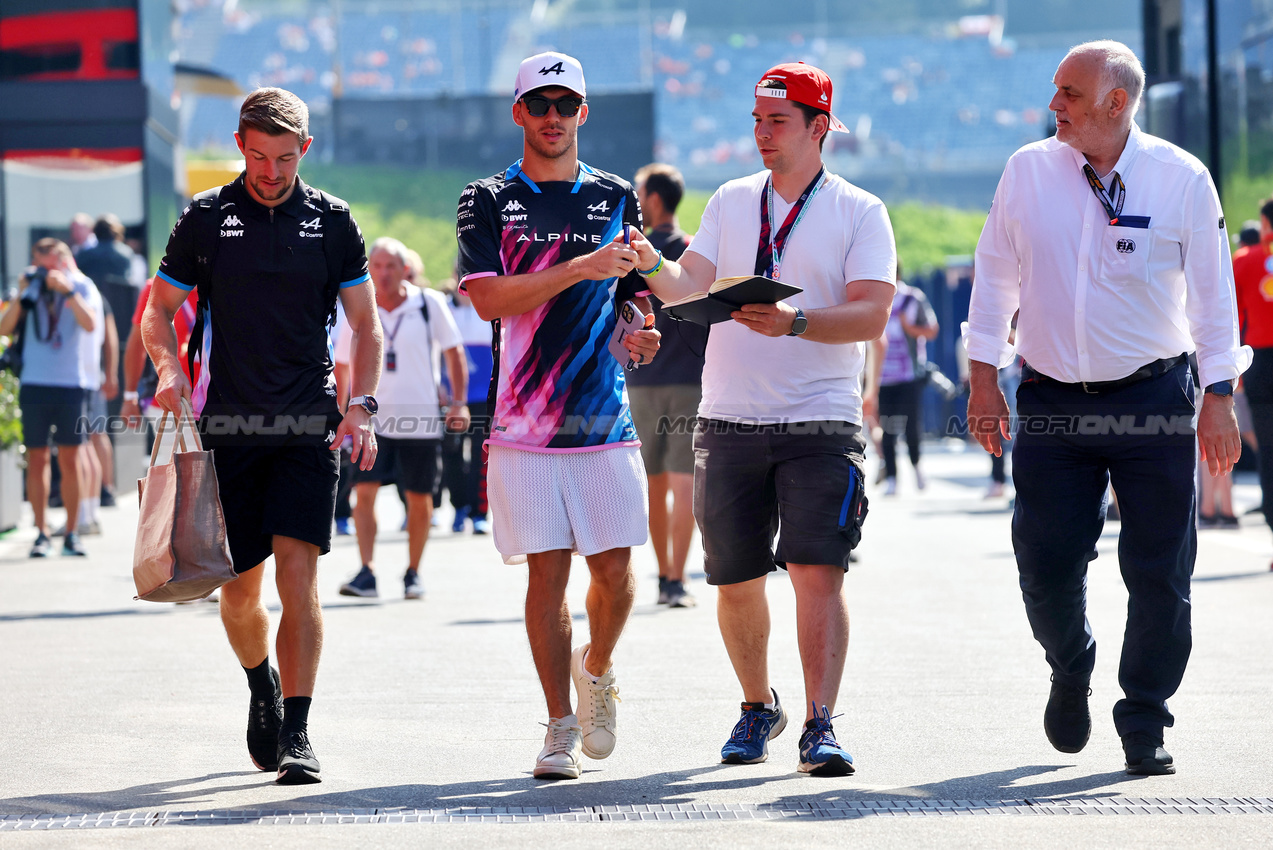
[2,797,1272,828]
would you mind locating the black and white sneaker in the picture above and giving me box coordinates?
[403,569,424,600]
[246,667,283,771]
[29,533,51,558]
[666,580,697,608]
[277,730,322,784]
[61,531,87,557]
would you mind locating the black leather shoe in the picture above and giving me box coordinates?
[1044,677,1091,753]
[1122,731,1175,775]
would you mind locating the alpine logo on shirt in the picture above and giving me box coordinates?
[299,217,324,237]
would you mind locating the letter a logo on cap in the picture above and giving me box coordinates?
[514,51,586,101]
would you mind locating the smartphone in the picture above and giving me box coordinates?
[608,299,646,369]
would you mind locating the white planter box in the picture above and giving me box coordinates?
[0,447,23,533]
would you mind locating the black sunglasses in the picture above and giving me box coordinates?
[521,93,584,118]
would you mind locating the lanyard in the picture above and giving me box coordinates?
[383,312,406,351]
[755,167,825,279]
[1082,164,1126,225]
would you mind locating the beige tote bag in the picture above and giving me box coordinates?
[132,398,236,602]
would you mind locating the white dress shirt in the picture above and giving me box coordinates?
[965,123,1251,389]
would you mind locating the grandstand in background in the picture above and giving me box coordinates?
[175,0,1139,208]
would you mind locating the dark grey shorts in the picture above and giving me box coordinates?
[692,418,868,585]
[353,436,440,494]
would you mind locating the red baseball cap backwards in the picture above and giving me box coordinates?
[755,62,850,133]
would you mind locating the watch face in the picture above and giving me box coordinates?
[362,396,378,414]
[792,315,808,334]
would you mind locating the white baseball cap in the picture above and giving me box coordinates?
[513,52,586,102]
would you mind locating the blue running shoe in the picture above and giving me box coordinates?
[339,565,378,598]
[721,689,787,764]
[798,703,855,776]
[451,505,471,533]
[334,517,352,536]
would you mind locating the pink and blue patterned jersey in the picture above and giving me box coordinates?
[456,160,648,453]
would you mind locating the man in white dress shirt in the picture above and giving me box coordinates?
[966,41,1249,776]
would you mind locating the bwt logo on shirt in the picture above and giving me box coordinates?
[1116,239,1136,254]
[503,200,527,213]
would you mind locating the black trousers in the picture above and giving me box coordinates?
[438,401,490,518]
[1011,362,1196,737]
[878,378,924,478]
[1242,347,1273,533]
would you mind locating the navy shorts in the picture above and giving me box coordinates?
[693,419,868,585]
[211,443,340,573]
[353,436,440,495]
[20,384,89,448]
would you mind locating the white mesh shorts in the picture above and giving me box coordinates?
[487,444,649,565]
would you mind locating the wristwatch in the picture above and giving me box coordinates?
[349,394,379,415]
[787,308,808,337]
[1204,380,1234,397]
[123,391,139,402]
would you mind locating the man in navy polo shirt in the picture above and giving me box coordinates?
[144,87,383,785]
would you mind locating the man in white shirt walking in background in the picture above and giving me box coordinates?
[966,41,1249,776]
[335,237,468,600]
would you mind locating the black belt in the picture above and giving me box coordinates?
[1021,354,1187,395]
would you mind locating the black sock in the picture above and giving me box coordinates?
[243,658,274,698]
[281,696,312,738]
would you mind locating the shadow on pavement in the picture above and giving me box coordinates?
[0,773,271,815]
[1192,570,1273,583]
[0,763,1152,817]
[0,608,181,623]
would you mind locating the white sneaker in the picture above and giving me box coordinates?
[571,644,620,759]
[534,715,583,780]
[915,468,927,490]
[985,482,1005,498]
[883,477,897,496]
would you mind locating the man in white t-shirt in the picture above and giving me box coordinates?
[333,237,469,600]
[628,62,896,776]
